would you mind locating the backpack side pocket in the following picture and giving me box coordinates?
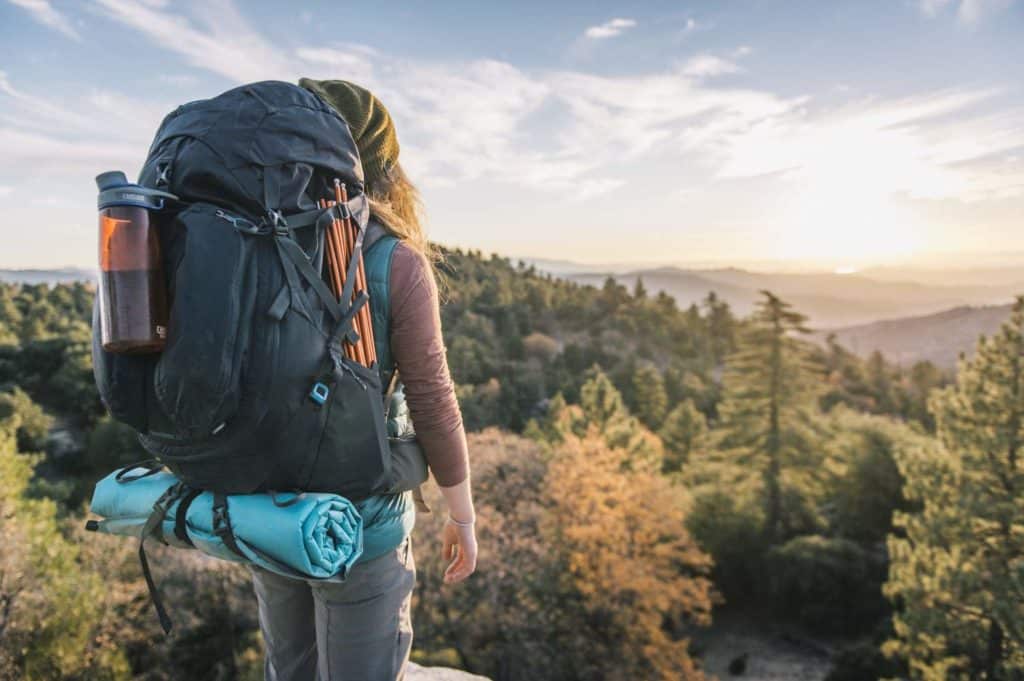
[91,297,152,432]
[304,358,392,499]
[154,204,256,438]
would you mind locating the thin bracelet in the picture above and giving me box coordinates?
[447,515,475,528]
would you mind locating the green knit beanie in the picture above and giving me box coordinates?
[299,77,400,189]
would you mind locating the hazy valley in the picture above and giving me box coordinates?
[522,259,1024,367]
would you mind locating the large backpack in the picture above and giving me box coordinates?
[92,81,425,500]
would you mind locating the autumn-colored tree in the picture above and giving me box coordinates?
[413,430,562,679]
[885,298,1024,680]
[415,428,714,681]
[708,291,823,542]
[544,432,715,681]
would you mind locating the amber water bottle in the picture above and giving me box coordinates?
[96,171,177,354]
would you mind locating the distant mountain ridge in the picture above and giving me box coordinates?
[558,264,1022,328]
[813,304,1013,368]
[0,268,94,285]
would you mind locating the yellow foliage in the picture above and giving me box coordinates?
[544,431,715,681]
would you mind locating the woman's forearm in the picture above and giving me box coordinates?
[438,477,475,523]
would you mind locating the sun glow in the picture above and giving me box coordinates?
[713,96,992,266]
[776,174,924,264]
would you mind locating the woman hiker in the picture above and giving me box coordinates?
[247,78,478,681]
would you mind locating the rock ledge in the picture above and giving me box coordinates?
[406,662,490,680]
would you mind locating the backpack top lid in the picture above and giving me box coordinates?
[145,80,365,219]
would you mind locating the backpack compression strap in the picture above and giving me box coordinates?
[137,481,191,634]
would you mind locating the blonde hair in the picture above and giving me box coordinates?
[366,162,440,266]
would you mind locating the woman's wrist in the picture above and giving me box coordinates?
[438,477,475,527]
[446,514,475,528]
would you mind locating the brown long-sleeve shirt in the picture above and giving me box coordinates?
[387,242,469,486]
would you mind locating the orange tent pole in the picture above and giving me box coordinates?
[335,181,376,366]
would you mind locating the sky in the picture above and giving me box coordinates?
[0,0,1022,271]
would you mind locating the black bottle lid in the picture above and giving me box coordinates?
[96,170,179,211]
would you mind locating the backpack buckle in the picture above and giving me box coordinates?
[216,209,267,235]
[309,382,330,405]
[268,209,289,236]
[332,202,351,220]
[212,505,230,537]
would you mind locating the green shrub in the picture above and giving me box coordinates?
[766,535,886,636]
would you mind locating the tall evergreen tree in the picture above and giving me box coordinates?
[702,291,737,365]
[633,276,648,300]
[630,362,668,430]
[886,298,1024,680]
[866,350,896,414]
[541,367,664,470]
[711,291,822,542]
[659,400,708,472]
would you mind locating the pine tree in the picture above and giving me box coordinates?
[545,367,664,470]
[0,287,21,345]
[633,276,648,300]
[866,350,896,413]
[710,291,822,543]
[631,362,668,430]
[659,400,708,472]
[885,298,1024,680]
[703,291,737,365]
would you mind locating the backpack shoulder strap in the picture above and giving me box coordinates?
[362,219,388,253]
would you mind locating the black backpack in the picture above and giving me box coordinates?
[92,81,425,500]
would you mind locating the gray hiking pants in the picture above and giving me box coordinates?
[249,536,416,681]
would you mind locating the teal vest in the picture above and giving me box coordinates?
[351,225,416,563]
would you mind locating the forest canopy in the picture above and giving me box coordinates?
[2,249,1015,681]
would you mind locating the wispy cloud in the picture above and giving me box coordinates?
[0,70,96,133]
[2,0,1021,212]
[0,67,170,179]
[713,90,1024,202]
[294,47,376,84]
[92,0,293,82]
[681,54,742,78]
[584,17,636,39]
[918,0,1016,23]
[6,0,81,40]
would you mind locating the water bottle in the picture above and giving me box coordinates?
[96,171,177,354]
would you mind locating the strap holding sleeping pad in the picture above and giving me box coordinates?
[89,463,337,634]
[83,461,195,633]
[137,481,190,634]
[212,492,248,561]
[84,464,252,635]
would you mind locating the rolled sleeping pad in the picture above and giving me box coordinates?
[89,465,363,580]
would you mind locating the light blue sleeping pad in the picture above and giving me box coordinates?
[90,466,364,580]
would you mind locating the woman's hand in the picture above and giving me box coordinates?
[438,477,477,584]
[441,516,477,584]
